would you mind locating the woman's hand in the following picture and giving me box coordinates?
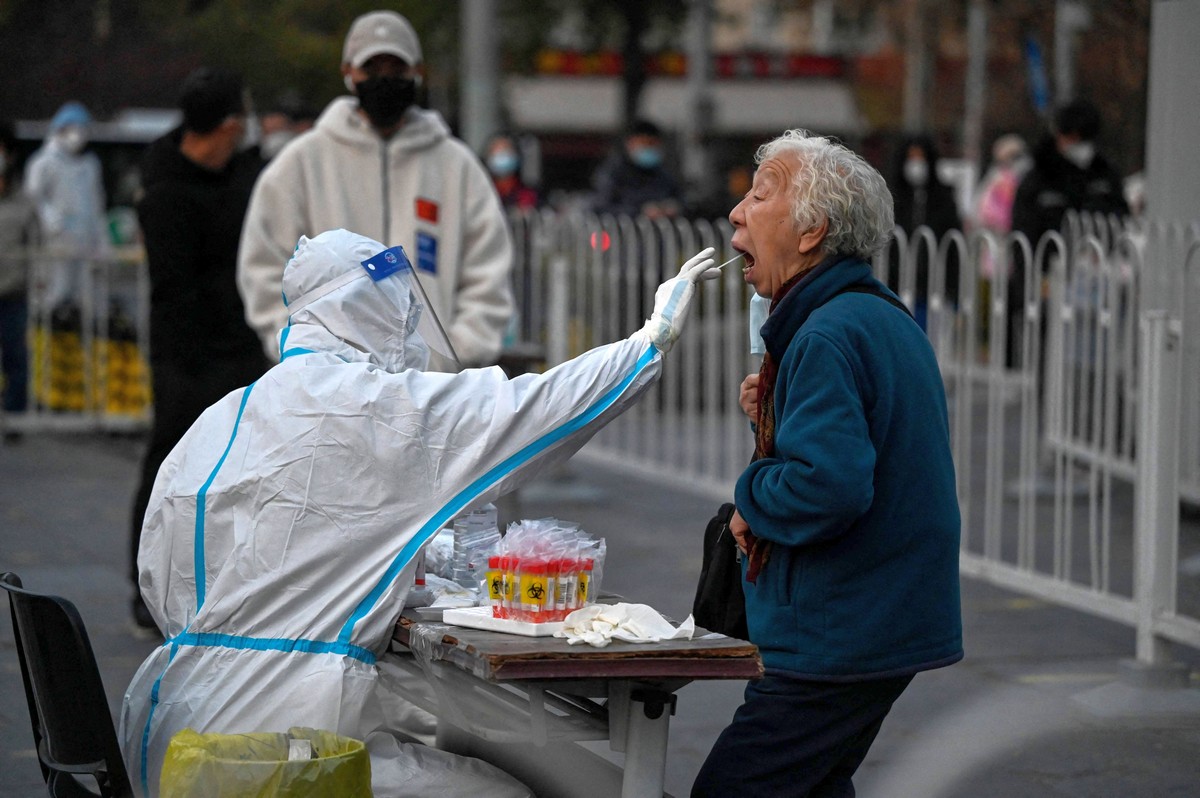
[729,509,750,555]
[739,373,759,420]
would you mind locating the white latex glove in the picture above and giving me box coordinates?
[554,602,696,648]
[631,246,719,353]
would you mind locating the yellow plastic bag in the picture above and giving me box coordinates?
[160,727,372,797]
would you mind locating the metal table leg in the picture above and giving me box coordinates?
[619,687,677,798]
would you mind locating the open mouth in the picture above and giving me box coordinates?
[734,247,756,275]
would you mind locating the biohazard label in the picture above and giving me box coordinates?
[520,574,548,608]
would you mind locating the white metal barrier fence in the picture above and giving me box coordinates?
[904,212,1200,667]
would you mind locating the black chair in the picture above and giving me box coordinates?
[1,572,134,798]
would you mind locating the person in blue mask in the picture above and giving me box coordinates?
[591,118,683,219]
[483,132,539,211]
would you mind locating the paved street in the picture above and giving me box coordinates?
[3,431,1200,797]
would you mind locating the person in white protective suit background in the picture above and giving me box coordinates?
[120,228,717,796]
[24,101,110,312]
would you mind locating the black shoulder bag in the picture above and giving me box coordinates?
[691,502,748,639]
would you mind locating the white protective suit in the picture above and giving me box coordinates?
[237,98,514,367]
[24,103,109,309]
[121,230,715,796]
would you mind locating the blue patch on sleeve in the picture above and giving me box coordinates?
[416,233,438,274]
[360,246,412,282]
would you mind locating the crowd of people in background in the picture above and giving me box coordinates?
[0,95,1142,328]
[0,101,1144,256]
[0,83,1149,525]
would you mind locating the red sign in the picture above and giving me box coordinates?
[533,49,844,79]
[416,198,439,223]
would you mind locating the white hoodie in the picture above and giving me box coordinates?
[238,98,514,367]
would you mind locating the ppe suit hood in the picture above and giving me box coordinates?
[315,97,450,154]
[50,101,91,132]
[282,229,431,372]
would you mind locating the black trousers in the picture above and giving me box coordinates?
[129,352,268,589]
[692,672,914,798]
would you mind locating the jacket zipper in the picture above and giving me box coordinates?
[381,141,390,243]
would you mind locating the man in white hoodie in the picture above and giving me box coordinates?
[237,10,513,368]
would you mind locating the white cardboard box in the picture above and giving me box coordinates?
[441,605,565,637]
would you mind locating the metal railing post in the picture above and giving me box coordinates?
[547,253,569,368]
[1133,310,1181,664]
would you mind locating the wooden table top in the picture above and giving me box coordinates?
[394,614,763,683]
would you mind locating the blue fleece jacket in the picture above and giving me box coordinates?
[735,255,963,680]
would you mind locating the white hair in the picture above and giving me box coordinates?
[755,129,894,260]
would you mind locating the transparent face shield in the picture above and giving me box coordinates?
[369,246,459,368]
[286,244,459,369]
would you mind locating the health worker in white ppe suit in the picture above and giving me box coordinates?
[24,101,110,311]
[120,229,718,796]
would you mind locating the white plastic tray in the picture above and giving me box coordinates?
[441,605,565,637]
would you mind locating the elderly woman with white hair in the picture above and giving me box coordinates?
[693,130,963,797]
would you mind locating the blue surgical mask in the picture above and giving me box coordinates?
[630,146,663,170]
[487,151,519,178]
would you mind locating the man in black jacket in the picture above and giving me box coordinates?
[1012,99,1127,243]
[129,68,269,634]
[1006,99,1127,367]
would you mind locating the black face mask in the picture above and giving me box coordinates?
[355,76,417,130]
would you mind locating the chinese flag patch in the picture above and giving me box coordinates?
[416,198,439,223]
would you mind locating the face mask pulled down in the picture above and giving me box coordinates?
[748,293,770,356]
[354,76,417,130]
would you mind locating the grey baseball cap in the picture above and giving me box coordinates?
[342,10,422,68]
